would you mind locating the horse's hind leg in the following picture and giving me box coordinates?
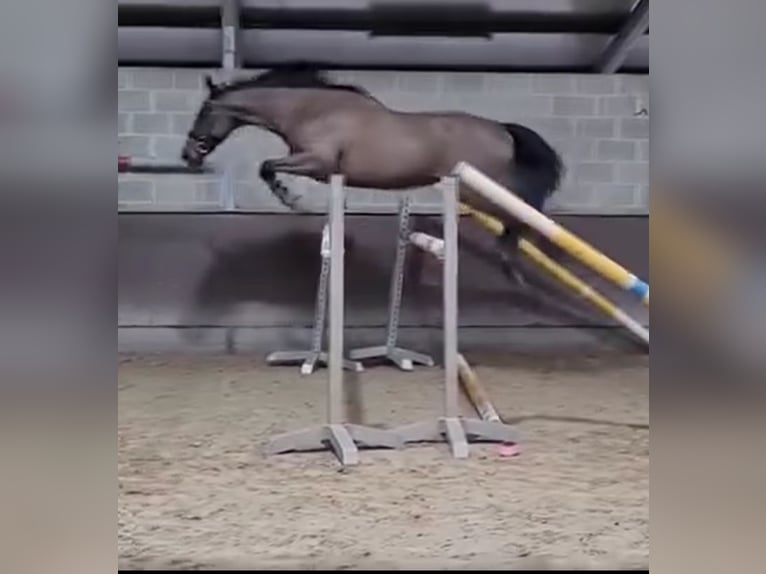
[497,235,530,289]
[465,172,532,289]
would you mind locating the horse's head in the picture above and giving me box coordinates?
[181,75,240,167]
[182,65,372,166]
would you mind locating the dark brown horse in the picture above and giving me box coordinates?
[181,64,564,274]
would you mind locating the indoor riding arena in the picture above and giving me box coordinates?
[118,1,649,570]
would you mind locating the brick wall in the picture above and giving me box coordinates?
[118,68,649,215]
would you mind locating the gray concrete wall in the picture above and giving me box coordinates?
[118,68,649,215]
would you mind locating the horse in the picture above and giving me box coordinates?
[181,63,564,280]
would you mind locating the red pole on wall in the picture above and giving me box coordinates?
[117,156,214,174]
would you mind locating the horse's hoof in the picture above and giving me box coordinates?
[512,270,529,290]
[259,162,275,181]
[501,261,529,290]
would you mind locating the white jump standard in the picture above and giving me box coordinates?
[349,196,435,371]
[266,223,363,375]
[265,175,402,465]
[392,176,522,458]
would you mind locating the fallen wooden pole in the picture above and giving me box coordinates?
[457,353,521,457]
[457,353,500,423]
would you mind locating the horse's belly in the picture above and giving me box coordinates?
[338,119,443,189]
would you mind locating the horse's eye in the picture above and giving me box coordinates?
[196,141,210,154]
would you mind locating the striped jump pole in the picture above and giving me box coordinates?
[454,162,650,307]
[458,203,649,347]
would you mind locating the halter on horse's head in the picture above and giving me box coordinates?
[181,76,234,167]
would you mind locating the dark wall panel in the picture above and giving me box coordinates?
[118,212,648,354]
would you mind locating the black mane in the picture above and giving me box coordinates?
[216,64,374,99]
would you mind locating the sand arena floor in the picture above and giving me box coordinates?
[118,352,648,570]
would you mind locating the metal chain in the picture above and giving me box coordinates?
[385,197,412,350]
[310,224,331,354]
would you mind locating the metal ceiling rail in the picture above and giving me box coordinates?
[116,0,648,72]
[118,28,648,72]
[594,0,650,73]
[118,1,643,35]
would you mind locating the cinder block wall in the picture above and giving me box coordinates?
[118,68,649,215]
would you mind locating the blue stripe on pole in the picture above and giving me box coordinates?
[628,277,649,298]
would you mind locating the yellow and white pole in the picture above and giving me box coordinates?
[454,162,650,307]
[458,202,649,347]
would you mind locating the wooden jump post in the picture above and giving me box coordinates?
[407,233,503,418]
[392,176,521,459]
[394,223,509,430]
[348,196,436,371]
[454,162,650,308]
[266,222,364,375]
[264,175,401,466]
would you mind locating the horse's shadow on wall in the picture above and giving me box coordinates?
[179,219,624,348]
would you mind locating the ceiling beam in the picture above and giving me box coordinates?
[118,28,648,71]
[594,0,649,73]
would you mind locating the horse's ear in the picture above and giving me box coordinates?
[204,75,218,95]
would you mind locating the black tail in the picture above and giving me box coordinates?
[500,122,564,245]
[503,122,563,211]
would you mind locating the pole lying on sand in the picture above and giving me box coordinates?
[456,353,501,423]
[458,202,649,347]
[454,161,650,307]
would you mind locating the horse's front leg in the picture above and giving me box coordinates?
[260,152,337,210]
[259,160,302,210]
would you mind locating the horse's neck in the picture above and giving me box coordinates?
[225,89,299,137]
[232,88,378,141]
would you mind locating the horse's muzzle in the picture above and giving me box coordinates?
[181,141,203,167]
